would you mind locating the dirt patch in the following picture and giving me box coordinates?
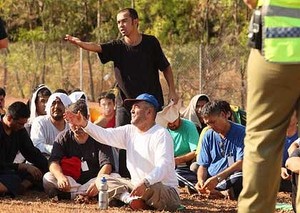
[0,188,293,213]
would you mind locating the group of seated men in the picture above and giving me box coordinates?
[0,86,298,211]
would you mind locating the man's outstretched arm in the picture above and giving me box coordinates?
[65,34,102,52]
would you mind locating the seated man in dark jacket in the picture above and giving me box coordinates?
[0,101,48,197]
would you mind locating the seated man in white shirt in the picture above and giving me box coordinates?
[64,93,181,211]
[31,93,72,158]
[156,101,199,193]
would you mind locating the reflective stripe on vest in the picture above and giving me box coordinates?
[261,0,300,63]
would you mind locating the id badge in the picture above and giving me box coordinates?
[227,156,234,166]
[81,161,89,171]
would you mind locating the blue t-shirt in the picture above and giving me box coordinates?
[168,118,199,157]
[282,132,298,166]
[198,122,245,177]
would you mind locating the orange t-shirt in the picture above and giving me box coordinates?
[89,107,100,123]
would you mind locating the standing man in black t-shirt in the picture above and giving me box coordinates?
[0,18,8,49]
[65,8,179,178]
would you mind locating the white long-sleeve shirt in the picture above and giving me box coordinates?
[31,115,69,155]
[84,121,178,190]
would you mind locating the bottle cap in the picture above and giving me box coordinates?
[101,176,107,183]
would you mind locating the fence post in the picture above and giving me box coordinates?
[79,48,83,90]
[199,43,202,94]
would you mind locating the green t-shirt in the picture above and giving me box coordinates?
[168,118,199,157]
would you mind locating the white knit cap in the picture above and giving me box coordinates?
[45,92,72,115]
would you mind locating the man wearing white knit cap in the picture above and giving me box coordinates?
[31,93,72,157]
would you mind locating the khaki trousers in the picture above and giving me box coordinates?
[96,174,181,211]
[238,49,300,213]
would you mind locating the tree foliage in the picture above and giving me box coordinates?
[1,0,249,44]
[0,0,251,105]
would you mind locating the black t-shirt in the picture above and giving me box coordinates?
[98,34,169,108]
[0,122,48,173]
[49,129,114,184]
[0,18,7,40]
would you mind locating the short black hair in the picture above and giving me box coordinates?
[0,87,6,97]
[219,100,231,114]
[7,101,30,120]
[36,87,51,103]
[201,100,224,117]
[69,99,88,119]
[118,8,138,19]
[54,88,68,95]
[98,91,115,103]
[197,95,209,103]
[69,88,81,94]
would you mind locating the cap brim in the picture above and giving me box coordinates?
[124,98,160,111]
[123,99,142,110]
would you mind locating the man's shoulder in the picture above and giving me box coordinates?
[55,129,72,141]
[231,121,245,129]
[16,127,30,135]
[203,128,215,136]
[32,115,50,124]
[142,34,158,43]
[230,122,246,134]
[102,38,124,46]
[142,34,156,39]
[181,118,198,129]
[153,123,169,131]
[201,129,220,146]
[149,124,171,138]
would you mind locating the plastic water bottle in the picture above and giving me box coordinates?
[98,176,108,210]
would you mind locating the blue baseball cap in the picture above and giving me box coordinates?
[124,93,160,111]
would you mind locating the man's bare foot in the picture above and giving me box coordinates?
[207,190,226,199]
[19,180,33,194]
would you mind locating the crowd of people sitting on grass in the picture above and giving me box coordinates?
[0,85,297,211]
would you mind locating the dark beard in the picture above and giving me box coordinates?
[52,114,63,121]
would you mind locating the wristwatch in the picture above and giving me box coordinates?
[143,178,151,188]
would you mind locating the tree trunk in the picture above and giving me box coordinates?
[41,40,47,84]
[15,69,25,98]
[58,41,68,90]
[3,49,9,89]
[205,0,210,44]
[87,52,95,101]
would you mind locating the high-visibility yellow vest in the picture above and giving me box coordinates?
[258,0,300,63]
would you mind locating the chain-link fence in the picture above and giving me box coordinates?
[0,39,250,108]
[164,39,249,109]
